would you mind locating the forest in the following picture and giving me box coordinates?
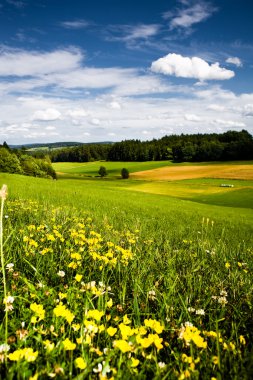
[0,142,56,179]
[49,130,253,163]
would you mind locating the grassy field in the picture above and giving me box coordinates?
[53,161,171,178]
[0,163,253,379]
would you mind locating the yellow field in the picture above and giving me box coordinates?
[131,164,253,181]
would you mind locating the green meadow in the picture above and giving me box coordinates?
[52,161,171,178]
[0,162,253,379]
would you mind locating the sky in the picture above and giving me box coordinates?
[0,0,253,144]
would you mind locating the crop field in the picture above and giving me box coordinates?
[130,163,253,181]
[0,162,253,379]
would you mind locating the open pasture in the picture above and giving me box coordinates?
[123,178,253,209]
[53,161,171,178]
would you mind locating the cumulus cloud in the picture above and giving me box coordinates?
[163,1,217,29]
[226,57,243,67]
[32,108,61,121]
[151,53,234,81]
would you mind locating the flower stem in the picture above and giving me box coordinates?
[0,187,8,360]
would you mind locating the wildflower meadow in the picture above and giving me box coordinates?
[0,173,252,379]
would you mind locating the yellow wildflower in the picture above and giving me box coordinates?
[114,339,132,353]
[131,358,140,367]
[58,292,67,299]
[30,303,45,321]
[212,356,219,365]
[53,304,75,324]
[119,323,134,340]
[75,274,83,282]
[144,319,164,334]
[123,315,131,325]
[62,338,76,350]
[87,309,104,321]
[107,298,113,308]
[107,327,117,336]
[72,323,81,331]
[75,357,87,370]
[71,253,82,260]
[43,340,55,352]
[68,262,78,269]
[8,348,38,362]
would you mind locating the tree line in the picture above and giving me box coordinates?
[0,142,56,179]
[49,130,253,163]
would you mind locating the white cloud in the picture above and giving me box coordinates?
[164,2,217,29]
[213,119,246,128]
[184,114,202,122]
[243,104,253,117]
[151,53,234,81]
[61,20,90,29]
[66,108,88,118]
[0,47,82,76]
[32,108,61,121]
[24,131,59,139]
[123,24,160,41]
[109,101,121,110]
[226,57,243,67]
[105,24,160,43]
[45,126,56,130]
[0,47,252,145]
[207,104,225,112]
[90,118,100,126]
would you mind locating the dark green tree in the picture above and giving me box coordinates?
[98,166,107,177]
[121,168,129,179]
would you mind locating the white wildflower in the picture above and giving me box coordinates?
[3,295,14,311]
[93,363,102,373]
[57,270,65,277]
[0,344,10,353]
[218,296,228,306]
[148,290,156,300]
[6,263,14,272]
[195,309,205,315]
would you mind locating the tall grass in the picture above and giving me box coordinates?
[0,173,252,379]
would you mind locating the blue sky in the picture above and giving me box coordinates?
[0,0,253,144]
